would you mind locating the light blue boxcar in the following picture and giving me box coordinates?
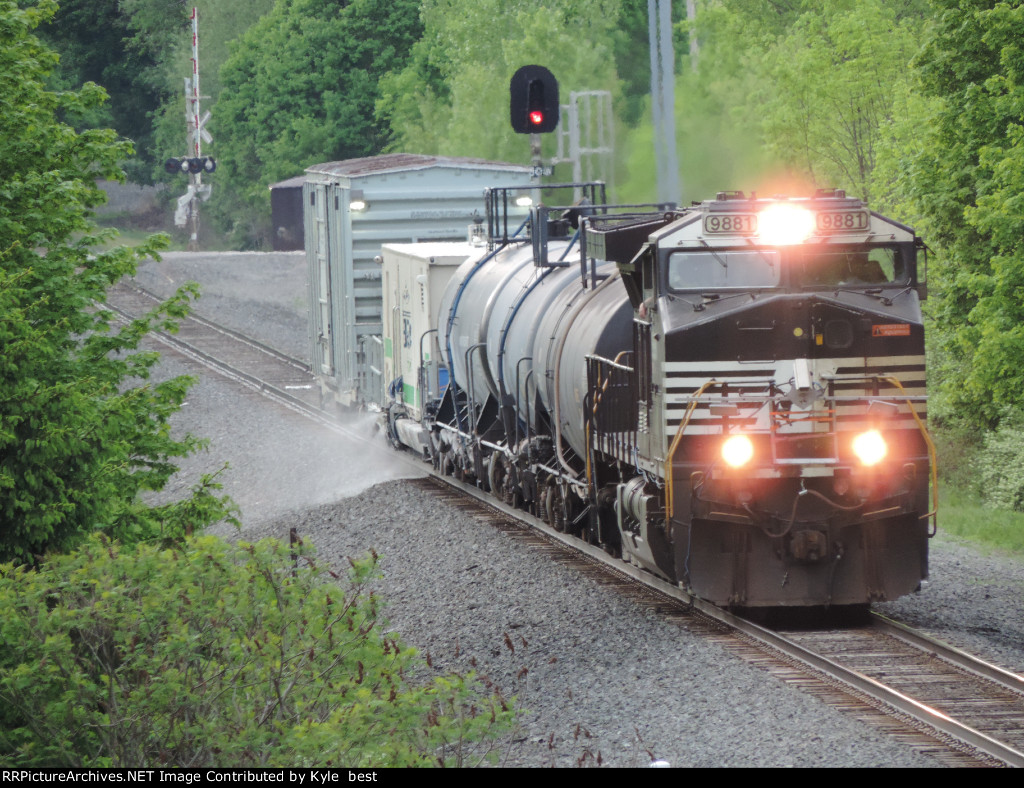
[304,154,531,409]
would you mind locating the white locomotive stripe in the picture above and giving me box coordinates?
[658,355,928,436]
[663,398,928,411]
[663,361,778,373]
[662,370,927,386]
[663,387,927,403]
[663,419,927,437]
[663,378,774,390]
[663,355,926,374]
[847,355,927,367]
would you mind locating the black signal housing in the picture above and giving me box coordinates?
[510,65,559,134]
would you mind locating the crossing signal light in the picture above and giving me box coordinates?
[510,65,559,134]
[164,156,216,175]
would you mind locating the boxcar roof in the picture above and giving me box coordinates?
[268,174,307,190]
[305,153,529,179]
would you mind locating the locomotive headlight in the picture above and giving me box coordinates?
[722,435,755,468]
[757,204,815,245]
[852,429,887,466]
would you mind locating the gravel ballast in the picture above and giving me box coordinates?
[128,251,1024,767]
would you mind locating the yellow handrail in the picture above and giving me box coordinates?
[662,375,937,532]
[664,380,720,521]
[879,375,938,528]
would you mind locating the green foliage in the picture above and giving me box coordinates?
[36,0,186,183]
[39,1,279,184]
[620,1,779,203]
[212,0,423,248]
[618,0,930,205]
[0,535,516,767]
[935,487,1024,555]
[0,0,236,562]
[973,409,1024,511]
[378,0,623,169]
[753,0,923,205]
[907,0,1024,429]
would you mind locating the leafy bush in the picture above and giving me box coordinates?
[929,417,983,494]
[1,0,236,562]
[0,534,516,767]
[975,410,1024,512]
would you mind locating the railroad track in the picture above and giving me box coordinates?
[105,281,321,413]
[415,472,1024,767]
[106,280,1024,767]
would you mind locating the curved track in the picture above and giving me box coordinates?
[105,280,1024,767]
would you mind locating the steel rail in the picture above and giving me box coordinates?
[421,474,1024,766]
[716,607,1024,767]
[101,282,426,474]
[106,279,1024,766]
[870,612,1024,697]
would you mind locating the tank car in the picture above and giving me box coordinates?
[380,184,934,610]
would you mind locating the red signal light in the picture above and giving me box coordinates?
[510,66,559,133]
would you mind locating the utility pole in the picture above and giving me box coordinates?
[648,0,680,204]
[173,7,213,249]
[686,0,700,71]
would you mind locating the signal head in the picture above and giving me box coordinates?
[510,65,559,134]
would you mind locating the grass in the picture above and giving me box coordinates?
[92,212,239,253]
[935,485,1024,557]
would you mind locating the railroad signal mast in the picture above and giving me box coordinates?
[165,7,214,250]
[510,65,614,198]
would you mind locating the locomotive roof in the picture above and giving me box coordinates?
[654,192,917,249]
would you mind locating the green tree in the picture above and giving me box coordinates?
[38,1,279,185]
[0,535,516,766]
[378,0,623,168]
[620,0,780,203]
[212,0,423,248]
[0,0,235,563]
[909,0,1024,427]
[754,0,924,206]
[617,0,932,205]
[36,0,186,183]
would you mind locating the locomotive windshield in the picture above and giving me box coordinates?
[667,249,780,290]
[666,245,909,292]
[792,246,908,288]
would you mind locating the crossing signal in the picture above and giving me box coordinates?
[164,156,216,175]
[510,65,559,134]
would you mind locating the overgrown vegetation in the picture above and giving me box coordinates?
[0,536,516,767]
[0,0,236,563]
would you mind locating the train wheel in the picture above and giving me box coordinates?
[487,452,519,508]
[440,450,455,477]
[546,481,567,532]
[487,452,503,497]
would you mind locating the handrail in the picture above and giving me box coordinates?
[879,375,938,530]
[663,374,937,531]
[585,351,633,488]
[664,380,720,523]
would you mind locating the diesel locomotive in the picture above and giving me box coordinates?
[377,183,934,610]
